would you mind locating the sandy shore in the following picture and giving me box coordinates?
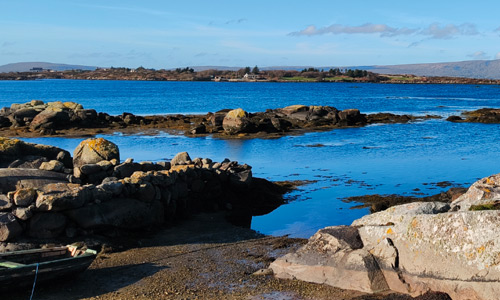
[2,212,441,300]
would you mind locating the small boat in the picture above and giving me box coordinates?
[0,245,97,290]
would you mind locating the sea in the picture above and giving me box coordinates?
[1,79,500,238]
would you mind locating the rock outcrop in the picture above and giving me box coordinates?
[0,101,436,139]
[0,137,72,168]
[447,108,500,123]
[0,137,287,243]
[271,173,500,300]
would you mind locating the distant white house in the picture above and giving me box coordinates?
[243,73,259,80]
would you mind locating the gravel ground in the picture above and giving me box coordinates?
[4,213,449,300]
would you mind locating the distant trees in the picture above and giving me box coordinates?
[252,65,260,74]
[175,67,194,73]
[344,69,368,78]
[237,67,251,77]
[301,67,319,73]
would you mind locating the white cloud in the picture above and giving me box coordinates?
[289,23,418,37]
[496,52,500,60]
[467,51,489,60]
[290,22,479,40]
[421,23,478,39]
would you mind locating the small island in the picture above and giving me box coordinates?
[2,66,500,85]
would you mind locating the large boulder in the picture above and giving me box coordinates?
[30,106,71,130]
[271,226,388,293]
[73,138,120,168]
[170,152,192,166]
[36,183,92,211]
[0,168,68,193]
[272,197,500,300]
[222,108,252,134]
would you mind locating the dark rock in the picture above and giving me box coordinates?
[65,198,164,229]
[96,181,123,196]
[0,195,13,211]
[156,161,171,170]
[190,123,206,134]
[446,115,463,122]
[73,109,98,126]
[0,137,71,168]
[12,108,39,123]
[171,152,192,166]
[211,109,230,127]
[80,163,103,175]
[13,188,37,206]
[113,161,142,178]
[0,213,23,242]
[36,183,91,211]
[28,212,67,238]
[338,109,366,125]
[30,108,70,130]
[0,168,68,192]
[12,205,36,221]
[460,108,500,123]
[229,170,253,187]
[139,161,156,172]
[137,182,156,202]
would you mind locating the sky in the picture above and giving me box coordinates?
[1,0,500,69]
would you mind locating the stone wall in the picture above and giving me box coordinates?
[0,138,285,243]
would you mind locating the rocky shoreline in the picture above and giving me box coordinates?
[446,108,500,123]
[0,135,489,299]
[0,100,438,139]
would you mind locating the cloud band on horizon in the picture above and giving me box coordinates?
[289,22,480,40]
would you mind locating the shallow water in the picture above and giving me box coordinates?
[4,80,500,237]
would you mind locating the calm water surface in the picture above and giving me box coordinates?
[2,80,500,237]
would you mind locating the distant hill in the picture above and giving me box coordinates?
[358,60,500,79]
[0,62,97,73]
[194,59,500,79]
[3,59,500,79]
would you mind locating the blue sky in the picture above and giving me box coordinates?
[1,1,500,68]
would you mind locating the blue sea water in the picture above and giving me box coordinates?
[1,80,500,238]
